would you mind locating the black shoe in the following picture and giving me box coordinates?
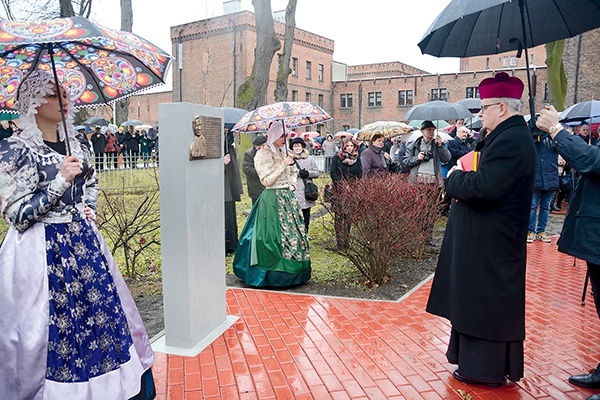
[453,370,502,388]
[568,364,600,388]
[551,203,561,211]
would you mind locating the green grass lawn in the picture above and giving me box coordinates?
[0,167,358,288]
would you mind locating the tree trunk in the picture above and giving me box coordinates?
[59,0,75,17]
[78,0,92,18]
[238,0,281,110]
[545,40,567,111]
[273,0,297,102]
[115,0,134,125]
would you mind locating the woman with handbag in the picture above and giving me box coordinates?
[289,136,320,233]
[233,121,311,287]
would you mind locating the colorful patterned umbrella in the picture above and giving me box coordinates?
[232,101,332,133]
[0,16,172,112]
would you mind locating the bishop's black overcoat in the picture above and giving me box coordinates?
[426,115,536,342]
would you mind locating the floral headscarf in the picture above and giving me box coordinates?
[337,136,359,160]
[14,70,83,158]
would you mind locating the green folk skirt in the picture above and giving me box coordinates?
[233,188,311,287]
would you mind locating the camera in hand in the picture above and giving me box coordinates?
[422,150,433,162]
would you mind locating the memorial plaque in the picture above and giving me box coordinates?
[190,115,222,160]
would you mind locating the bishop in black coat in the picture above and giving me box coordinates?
[426,72,537,387]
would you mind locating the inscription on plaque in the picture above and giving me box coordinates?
[190,115,222,160]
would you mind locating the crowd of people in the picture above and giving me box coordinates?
[86,124,158,170]
[2,67,599,399]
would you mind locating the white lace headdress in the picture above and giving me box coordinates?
[266,120,292,154]
[14,70,83,158]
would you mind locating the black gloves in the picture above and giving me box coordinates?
[299,169,309,179]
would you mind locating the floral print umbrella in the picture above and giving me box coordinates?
[232,101,332,133]
[0,16,172,112]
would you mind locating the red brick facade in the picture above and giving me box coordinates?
[113,13,599,133]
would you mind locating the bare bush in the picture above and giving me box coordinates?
[320,174,442,287]
[95,174,161,278]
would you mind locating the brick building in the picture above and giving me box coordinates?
[113,8,598,132]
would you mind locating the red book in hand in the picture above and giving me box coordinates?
[459,150,479,171]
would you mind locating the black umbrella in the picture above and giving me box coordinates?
[84,116,110,127]
[559,100,600,123]
[418,0,600,122]
[221,107,248,127]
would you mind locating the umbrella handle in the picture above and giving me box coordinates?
[47,45,72,155]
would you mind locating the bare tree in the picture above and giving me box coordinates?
[59,0,75,16]
[237,0,281,110]
[0,0,92,20]
[273,0,297,102]
[114,0,133,125]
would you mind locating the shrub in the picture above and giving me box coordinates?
[320,173,442,287]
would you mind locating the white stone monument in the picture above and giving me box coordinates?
[152,103,237,356]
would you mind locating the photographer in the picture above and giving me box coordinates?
[403,120,451,185]
[447,126,475,168]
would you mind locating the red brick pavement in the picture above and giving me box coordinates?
[153,237,599,399]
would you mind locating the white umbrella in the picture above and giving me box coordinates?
[404,101,473,121]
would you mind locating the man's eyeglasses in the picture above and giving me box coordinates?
[479,102,502,113]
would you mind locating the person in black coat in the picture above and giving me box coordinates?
[426,72,537,387]
[242,135,267,205]
[330,136,362,249]
[90,126,106,171]
[537,106,600,400]
[224,128,243,255]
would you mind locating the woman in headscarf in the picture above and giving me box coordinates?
[233,120,311,287]
[330,136,362,249]
[288,136,320,233]
[0,70,155,399]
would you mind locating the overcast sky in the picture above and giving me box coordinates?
[93,0,458,90]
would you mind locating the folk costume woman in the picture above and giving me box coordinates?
[233,121,311,287]
[0,71,155,399]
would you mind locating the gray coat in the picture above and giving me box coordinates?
[292,153,320,209]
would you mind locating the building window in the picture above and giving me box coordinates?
[306,61,312,80]
[305,92,311,102]
[544,83,549,101]
[340,93,353,108]
[292,58,298,76]
[510,56,516,67]
[318,64,324,82]
[439,88,447,101]
[277,54,282,70]
[430,88,439,100]
[466,86,479,98]
[502,56,509,67]
[485,57,490,69]
[530,53,534,66]
[292,90,298,101]
[368,91,382,107]
[318,94,324,108]
[398,90,413,106]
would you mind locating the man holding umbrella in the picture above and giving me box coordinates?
[426,72,536,387]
